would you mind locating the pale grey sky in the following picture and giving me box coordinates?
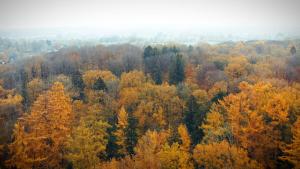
[0,0,299,35]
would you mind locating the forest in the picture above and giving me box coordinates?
[0,39,300,169]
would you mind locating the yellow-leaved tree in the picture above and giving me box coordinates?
[133,83,184,134]
[193,141,262,169]
[158,143,194,169]
[66,118,110,169]
[7,82,73,169]
[156,124,194,169]
[133,130,170,169]
[224,56,250,80]
[201,106,228,143]
[177,124,191,151]
[114,106,129,156]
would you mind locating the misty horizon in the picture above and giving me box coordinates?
[1,0,300,42]
[0,27,298,45]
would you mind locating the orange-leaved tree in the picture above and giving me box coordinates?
[202,81,290,168]
[7,82,73,169]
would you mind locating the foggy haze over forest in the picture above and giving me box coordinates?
[1,0,300,42]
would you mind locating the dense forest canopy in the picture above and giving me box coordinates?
[0,39,300,169]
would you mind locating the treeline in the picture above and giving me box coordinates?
[0,40,300,169]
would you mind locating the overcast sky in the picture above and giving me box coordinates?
[0,0,300,36]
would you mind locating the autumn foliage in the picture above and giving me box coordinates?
[7,82,72,169]
[1,42,300,169]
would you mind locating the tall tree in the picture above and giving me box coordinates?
[143,46,162,84]
[71,70,85,100]
[7,82,73,169]
[185,89,210,144]
[125,115,138,155]
[169,53,185,85]
[113,106,128,156]
[19,68,29,110]
[40,63,49,80]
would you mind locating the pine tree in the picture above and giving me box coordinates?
[93,77,107,91]
[169,53,185,85]
[143,46,162,84]
[125,115,138,155]
[71,70,85,100]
